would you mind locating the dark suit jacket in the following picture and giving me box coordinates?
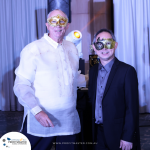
[88,58,140,150]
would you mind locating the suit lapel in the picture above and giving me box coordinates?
[103,58,120,99]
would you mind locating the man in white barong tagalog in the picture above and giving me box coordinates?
[13,9,86,150]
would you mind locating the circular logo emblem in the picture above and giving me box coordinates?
[0,132,31,150]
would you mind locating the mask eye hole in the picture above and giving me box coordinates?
[51,20,57,23]
[106,42,111,46]
[95,42,104,50]
[97,42,104,49]
[105,42,112,49]
[59,20,65,24]
[106,42,111,45]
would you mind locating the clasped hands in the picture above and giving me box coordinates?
[120,140,133,150]
[35,111,54,127]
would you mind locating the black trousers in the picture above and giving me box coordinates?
[95,124,109,150]
[95,124,139,150]
[95,124,123,150]
[22,117,78,150]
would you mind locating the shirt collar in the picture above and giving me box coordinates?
[99,57,115,72]
[44,33,64,49]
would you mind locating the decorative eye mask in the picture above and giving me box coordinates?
[47,15,68,27]
[93,37,116,50]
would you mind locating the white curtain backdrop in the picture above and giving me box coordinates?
[113,0,150,113]
[0,0,48,111]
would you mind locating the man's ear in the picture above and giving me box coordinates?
[92,44,97,53]
[45,23,49,28]
[66,23,70,30]
[115,42,118,50]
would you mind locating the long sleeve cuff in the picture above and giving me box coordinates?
[31,106,42,116]
[77,73,86,87]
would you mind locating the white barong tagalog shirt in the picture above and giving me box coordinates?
[14,33,86,137]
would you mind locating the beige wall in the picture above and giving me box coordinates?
[66,0,113,73]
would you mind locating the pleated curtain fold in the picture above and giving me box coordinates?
[0,0,48,111]
[113,0,150,113]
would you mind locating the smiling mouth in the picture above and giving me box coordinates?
[55,30,62,32]
[102,52,109,54]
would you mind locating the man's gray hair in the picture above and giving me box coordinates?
[93,29,116,43]
[47,9,68,19]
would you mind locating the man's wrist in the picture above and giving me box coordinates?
[31,106,42,116]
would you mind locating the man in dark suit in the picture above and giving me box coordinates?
[88,29,140,150]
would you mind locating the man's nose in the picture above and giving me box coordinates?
[56,22,61,27]
[104,45,107,50]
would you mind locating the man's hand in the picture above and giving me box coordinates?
[35,111,54,127]
[120,140,133,150]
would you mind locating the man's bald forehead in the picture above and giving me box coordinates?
[48,9,67,19]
